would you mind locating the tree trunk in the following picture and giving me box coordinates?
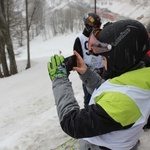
[0,66,3,78]
[5,0,17,75]
[0,54,4,77]
[0,31,9,77]
[0,0,17,77]
[0,0,10,77]
[26,0,31,69]
[5,32,18,75]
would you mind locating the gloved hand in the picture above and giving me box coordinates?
[47,54,67,80]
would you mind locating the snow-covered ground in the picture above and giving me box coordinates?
[0,1,150,150]
[0,33,84,150]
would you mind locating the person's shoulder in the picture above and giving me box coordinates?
[74,32,83,38]
[76,33,87,40]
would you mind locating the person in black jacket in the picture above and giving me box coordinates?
[47,19,150,150]
[73,13,104,108]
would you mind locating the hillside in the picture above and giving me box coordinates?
[0,0,150,150]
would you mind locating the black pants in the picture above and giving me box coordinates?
[82,83,91,108]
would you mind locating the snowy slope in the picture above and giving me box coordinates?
[0,1,150,150]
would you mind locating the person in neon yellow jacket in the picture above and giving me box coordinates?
[47,19,150,150]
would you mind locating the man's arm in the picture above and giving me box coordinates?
[80,67,105,94]
[52,77,124,139]
[50,53,123,139]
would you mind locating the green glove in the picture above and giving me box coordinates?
[47,55,67,80]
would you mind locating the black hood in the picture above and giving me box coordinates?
[97,19,150,78]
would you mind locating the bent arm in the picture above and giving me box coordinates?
[79,67,105,94]
[52,77,123,139]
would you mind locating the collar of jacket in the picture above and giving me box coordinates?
[129,61,145,71]
[82,28,91,37]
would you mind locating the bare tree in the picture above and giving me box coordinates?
[5,0,18,75]
[0,0,18,77]
[25,0,46,69]
[25,0,30,69]
[10,0,25,48]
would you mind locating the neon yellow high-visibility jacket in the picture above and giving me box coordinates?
[52,66,150,150]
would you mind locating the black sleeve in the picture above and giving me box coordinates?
[60,104,133,138]
[73,37,83,58]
